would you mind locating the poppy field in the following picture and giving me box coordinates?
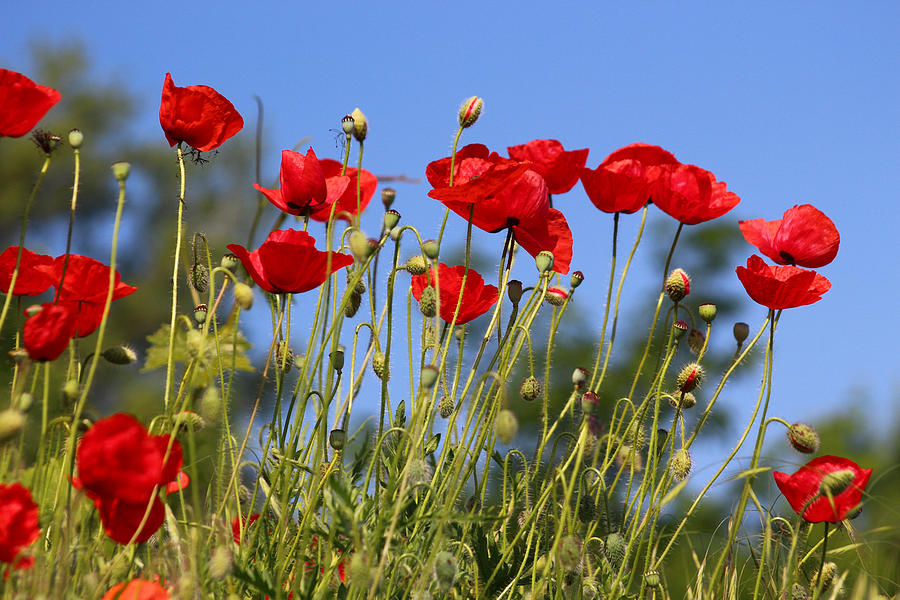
[0,67,892,599]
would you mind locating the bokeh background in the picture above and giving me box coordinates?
[3,1,899,585]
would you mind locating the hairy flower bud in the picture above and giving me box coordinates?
[349,229,372,261]
[438,395,454,418]
[605,532,626,568]
[520,376,543,402]
[418,286,437,317]
[191,263,209,294]
[199,386,222,423]
[0,409,25,443]
[556,535,581,571]
[665,268,690,302]
[819,469,856,497]
[345,291,362,317]
[208,546,233,579]
[373,351,389,381]
[545,286,568,306]
[62,379,79,404]
[405,255,429,275]
[234,282,253,310]
[495,409,519,444]
[669,390,696,410]
[433,551,458,592]
[458,96,483,128]
[277,341,294,372]
[669,448,693,481]
[788,422,820,454]
[101,345,138,365]
[420,365,439,389]
[676,363,704,393]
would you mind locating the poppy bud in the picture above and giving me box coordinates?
[405,255,428,275]
[688,328,705,354]
[277,341,294,372]
[62,379,79,404]
[329,428,346,451]
[330,346,345,372]
[175,410,204,432]
[193,304,208,324]
[347,273,365,295]
[556,535,582,571]
[16,392,33,413]
[787,422,819,454]
[186,329,205,358]
[669,448,693,481]
[535,250,555,274]
[665,268,690,302]
[350,108,367,142]
[570,270,584,289]
[495,409,519,444]
[572,367,589,389]
[68,128,84,149]
[581,390,599,415]
[381,187,396,209]
[421,365,439,389]
[208,546,233,579]
[819,469,856,497]
[605,532,626,568]
[0,409,25,443]
[221,253,239,271]
[190,263,209,294]
[384,209,401,229]
[344,291,362,318]
[433,551,458,592]
[373,351,389,381]
[507,280,523,304]
[520,376,543,402]
[545,286,568,306]
[199,386,222,423]
[791,584,810,600]
[438,395,454,418]
[234,282,254,310]
[643,571,661,588]
[816,562,838,590]
[349,229,372,261]
[111,161,131,182]
[676,363,703,393]
[672,320,689,340]
[698,302,717,323]
[101,345,138,365]
[418,286,437,317]
[458,96,483,128]
[340,114,354,135]
[733,322,750,343]
[422,239,440,260]
[669,390,696,410]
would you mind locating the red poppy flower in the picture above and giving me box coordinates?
[0,246,55,296]
[0,69,61,138]
[773,455,871,523]
[739,204,839,268]
[23,302,78,361]
[411,264,498,324]
[580,143,680,214]
[102,578,170,600]
[254,148,351,217]
[308,159,377,222]
[0,483,39,567]
[47,254,137,337]
[158,73,243,152]
[227,229,353,295]
[231,513,261,545]
[427,145,574,273]
[651,163,740,225]
[507,139,589,194]
[164,471,190,496]
[735,255,831,310]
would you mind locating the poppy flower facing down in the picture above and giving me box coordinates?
[102,579,170,600]
[736,255,831,310]
[308,159,378,222]
[411,264,498,324]
[254,149,350,217]
[227,229,354,294]
[773,455,871,523]
[0,69,61,138]
[739,204,840,268]
[651,163,740,225]
[23,302,79,361]
[0,483,40,569]
[48,254,137,337]
[159,73,243,152]
[507,139,589,194]
[75,414,183,544]
[0,246,55,296]
[580,143,680,214]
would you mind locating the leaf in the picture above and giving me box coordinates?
[142,322,253,387]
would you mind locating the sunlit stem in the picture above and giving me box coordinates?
[163,146,187,411]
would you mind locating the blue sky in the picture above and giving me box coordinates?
[4,3,899,469]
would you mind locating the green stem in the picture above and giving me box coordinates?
[163,146,187,410]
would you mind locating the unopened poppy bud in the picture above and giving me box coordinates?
[420,365,439,389]
[381,187,396,208]
[373,351,389,381]
[193,304,207,324]
[733,322,749,343]
[15,392,33,413]
[787,422,820,453]
[329,428,346,451]
[350,107,367,142]
[669,448,693,481]
[791,583,810,600]
[535,250,555,273]
[495,409,519,444]
[433,551,458,592]
[545,286,568,306]
[198,386,221,423]
[68,128,84,149]
[234,282,253,310]
[520,376,543,402]
[688,328,705,354]
[570,270,584,289]
[676,363,704,393]
[208,546,233,579]
[581,390,599,415]
[819,469,856,496]
[221,253,239,271]
[349,229,371,261]
[556,535,582,571]
[277,341,294,372]
[186,329,205,358]
[698,302,717,323]
[507,280,523,304]
[330,345,345,371]
[340,114,354,135]
[344,291,362,317]
[405,255,428,275]
[190,263,209,294]
[111,161,130,182]
[422,239,440,260]
[816,562,838,590]
[458,96,484,128]
[62,380,79,403]
[101,345,138,365]
[384,209,400,229]
[644,570,661,588]
[605,532,627,568]
[672,320,689,340]
[418,286,437,317]
[175,410,204,432]
[572,367,589,389]
[438,395,454,418]
[0,409,25,443]
[346,272,365,295]
[665,268,690,302]
[670,390,696,410]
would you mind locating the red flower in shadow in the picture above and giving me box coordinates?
[231,513,261,545]
[102,578,170,600]
[23,302,79,361]
[507,139,589,194]
[159,73,243,152]
[735,255,831,310]
[0,69,61,138]
[75,414,183,544]
[426,144,573,273]
[411,263,498,324]
[48,254,137,337]
[0,246,55,296]
[739,204,839,268]
[254,149,350,217]
[0,483,39,569]
[651,163,740,224]
[308,159,377,222]
[580,143,680,214]
[228,229,353,294]
[773,455,871,523]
